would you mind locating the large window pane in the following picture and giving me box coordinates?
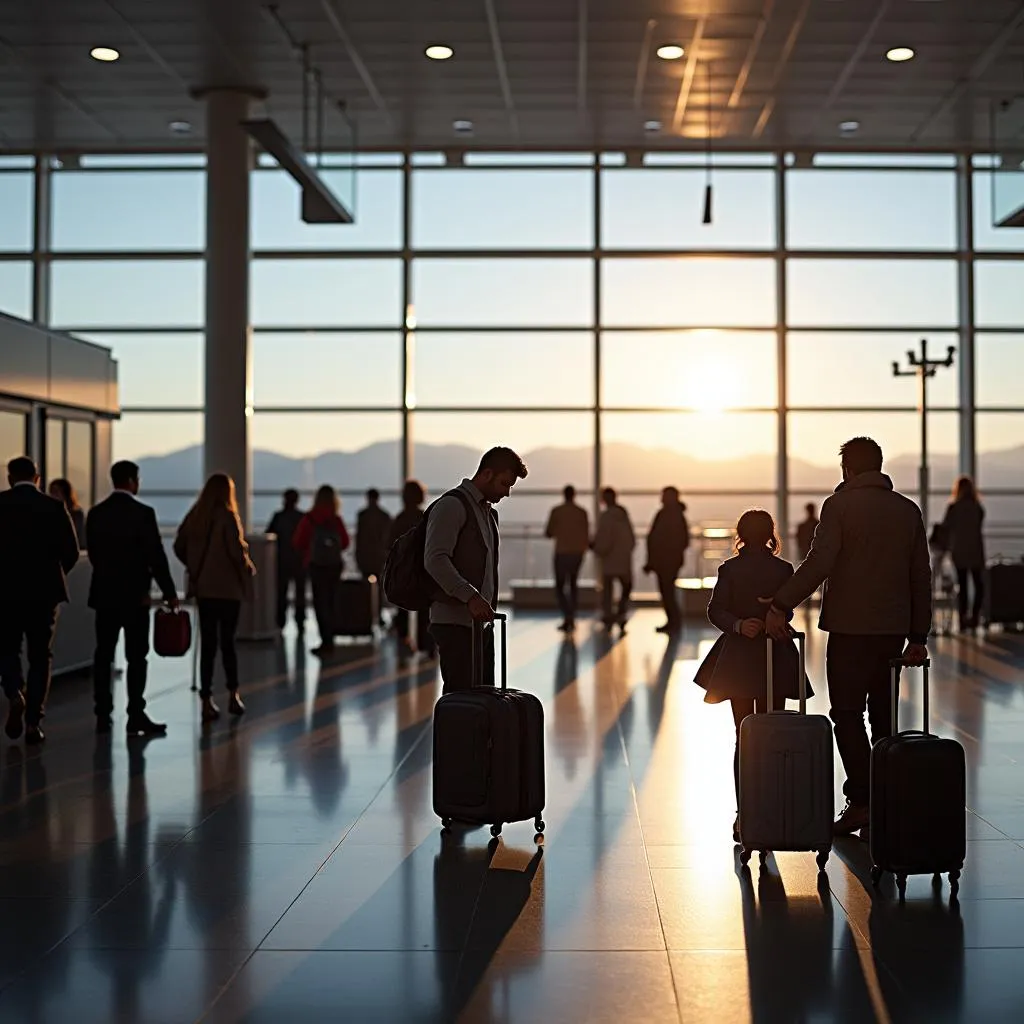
[601,169,775,250]
[79,333,203,408]
[0,261,32,319]
[51,261,204,328]
[251,413,402,492]
[252,169,402,251]
[253,332,401,407]
[975,262,1024,327]
[412,412,594,491]
[787,333,959,408]
[251,260,402,327]
[787,260,958,327]
[52,171,204,251]
[114,413,203,483]
[786,170,956,250]
[0,410,26,465]
[0,174,33,251]
[414,332,593,408]
[602,331,775,409]
[413,170,593,249]
[976,334,1024,407]
[413,259,593,327]
[601,258,775,327]
[977,414,1024,491]
[601,411,777,490]
[973,171,1024,251]
[45,419,64,485]
[787,411,959,493]
[66,420,94,509]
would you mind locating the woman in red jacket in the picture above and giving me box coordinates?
[293,484,350,654]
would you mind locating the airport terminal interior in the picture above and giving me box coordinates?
[2,0,1024,1020]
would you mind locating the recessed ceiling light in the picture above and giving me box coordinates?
[425,44,454,60]
[885,46,915,62]
[168,120,193,135]
[838,120,860,133]
[90,46,120,62]
[656,44,685,61]
[452,119,474,134]
[644,120,663,133]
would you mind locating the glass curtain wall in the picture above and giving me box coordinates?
[31,150,1024,580]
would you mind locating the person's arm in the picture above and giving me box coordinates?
[292,515,311,555]
[337,517,351,551]
[224,516,256,577]
[591,512,609,555]
[544,508,556,540]
[172,520,188,566]
[707,565,740,634]
[909,515,932,645]
[772,497,843,611]
[147,507,178,603]
[85,509,98,564]
[56,502,80,575]
[423,495,477,603]
[266,512,279,535]
[645,510,661,568]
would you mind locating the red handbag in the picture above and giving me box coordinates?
[153,607,192,658]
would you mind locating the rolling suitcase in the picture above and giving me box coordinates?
[869,658,966,900]
[984,560,1024,629]
[334,576,379,640]
[738,631,834,871]
[432,613,546,839]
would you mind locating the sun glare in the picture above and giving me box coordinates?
[679,339,746,411]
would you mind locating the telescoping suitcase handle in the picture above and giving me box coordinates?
[889,656,931,735]
[471,612,508,691]
[766,630,807,714]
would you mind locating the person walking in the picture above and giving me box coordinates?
[796,502,819,563]
[592,487,636,633]
[293,485,350,656]
[87,460,179,737]
[0,457,80,744]
[694,509,809,842]
[766,437,931,839]
[390,480,435,656]
[544,485,589,632]
[424,447,528,694]
[644,486,690,634]
[48,478,86,550]
[266,488,306,632]
[174,473,255,722]
[940,476,986,632]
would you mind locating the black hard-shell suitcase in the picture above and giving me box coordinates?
[869,659,966,900]
[984,560,1024,629]
[738,631,834,871]
[333,576,379,640]
[432,613,546,839]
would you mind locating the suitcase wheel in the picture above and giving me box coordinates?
[490,823,503,839]
[534,817,545,834]
[870,866,884,888]
[816,848,830,872]
[440,818,452,832]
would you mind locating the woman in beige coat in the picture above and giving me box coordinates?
[174,473,256,721]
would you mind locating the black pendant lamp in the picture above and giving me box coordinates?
[702,60,713,225]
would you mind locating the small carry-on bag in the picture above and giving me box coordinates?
[334,576,379,641]
[738,631,834,871]
[432,613,546,839]
[984,560,1024,630]
[869,658,966,900]
[153,607,192,658]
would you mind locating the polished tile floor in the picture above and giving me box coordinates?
[1,608,1023,1022]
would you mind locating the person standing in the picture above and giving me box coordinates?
[940,476,986,632]
[293,485,350,655]
[644,486,690,635]
[425,447,528,694]
[174,473,256,722]
[796,502,819,563]
[544,485,589,632]
[87,460,179,737]
[592,487,636,633]
[390,479,435,656]
[356,488,393,583]
[766,437,931,838]
[48,478,86,550]
[0,457,80,744]
[266,488,306,632]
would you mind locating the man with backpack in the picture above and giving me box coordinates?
[422,447,528,694]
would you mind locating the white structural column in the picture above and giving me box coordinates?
[203,89,255,527]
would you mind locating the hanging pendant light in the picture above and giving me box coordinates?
[702,60,713,225]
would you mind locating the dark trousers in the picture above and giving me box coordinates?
[0,602,58,724]
[554,554,584,624]
[395,608,435,654]
[94,605,151,720]
[602,574,632,624]
[656,570,681,631]
[276,562,307,630]
[309,565,341,644]
[731,694,784,803]
[826,632,907,807]
[430,623,495,695]
[956,566,984,627]
[198,598,241,697]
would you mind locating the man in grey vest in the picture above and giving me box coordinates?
[424,447,528,694]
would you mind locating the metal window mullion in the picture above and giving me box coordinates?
[593,158,602,519]
[776,153,789,542]
[32,156,51,324]
[956,155,976,480]
[401,155,413,485]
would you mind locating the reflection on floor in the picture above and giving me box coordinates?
[0,609,1023,1021]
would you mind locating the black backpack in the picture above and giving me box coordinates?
[310,521,344,568]
[382,489,473,611]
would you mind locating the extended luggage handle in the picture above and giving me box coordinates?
[471,612,508,691]
[766,630,806,714]
[889,657,931,735]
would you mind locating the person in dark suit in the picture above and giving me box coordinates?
[87,460,179,737]
[266,488,306,632]
[0,457,81,744]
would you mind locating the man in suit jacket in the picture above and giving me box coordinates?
[0,456,81,744]
[87,460,178,736]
